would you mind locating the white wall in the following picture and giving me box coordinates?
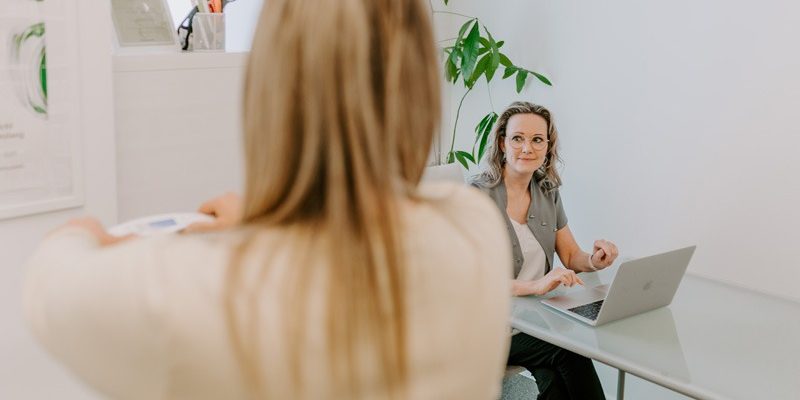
[439,0,800,302]
[0,1,116,399]
[113,52,246,219]
[222,0,263,52]
[166,0,193,28]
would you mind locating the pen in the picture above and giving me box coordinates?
[210,0,222,13]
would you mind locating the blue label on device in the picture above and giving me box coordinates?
[148,219,177,228]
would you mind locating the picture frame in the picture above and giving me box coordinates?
[0,1,85,220]
[110,0,180,51]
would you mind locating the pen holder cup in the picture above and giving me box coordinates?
[192,13,225,52]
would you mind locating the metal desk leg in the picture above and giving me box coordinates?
[617,369,626,400]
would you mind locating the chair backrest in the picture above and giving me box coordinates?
[421,163,466,184]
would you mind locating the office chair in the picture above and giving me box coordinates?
[501,366,538,400]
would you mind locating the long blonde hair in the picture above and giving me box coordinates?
[472,101,562,191]
[225,0,440,397]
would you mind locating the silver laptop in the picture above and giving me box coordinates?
[541,246,696,326]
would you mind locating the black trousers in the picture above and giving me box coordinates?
[507,332,605,400]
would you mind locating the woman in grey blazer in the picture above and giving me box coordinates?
[472,102,619,400]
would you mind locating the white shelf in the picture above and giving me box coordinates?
[113,51,249,72]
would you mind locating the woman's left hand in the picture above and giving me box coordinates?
[590,239,618,268]
[56,217,134,247]
[183,192,243,233]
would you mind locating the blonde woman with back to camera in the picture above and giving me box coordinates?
[472,102,619,400]
[23,1,513,399]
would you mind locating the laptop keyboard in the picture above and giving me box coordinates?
[568,299,605,321]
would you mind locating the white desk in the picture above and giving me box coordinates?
[511,267,800,400]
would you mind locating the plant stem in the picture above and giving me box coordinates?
[438,37,458,44]
[449,88,471,157]
[486,83,495,112]
[433,10,476,20]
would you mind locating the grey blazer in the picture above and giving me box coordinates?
[472,178,568,278]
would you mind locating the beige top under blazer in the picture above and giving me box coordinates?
[472,176,568,278]
[24,182,512,400]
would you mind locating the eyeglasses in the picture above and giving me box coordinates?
[506,134,549,151]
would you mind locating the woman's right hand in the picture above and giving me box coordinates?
[183,192,243,233]
[514,268,585,296]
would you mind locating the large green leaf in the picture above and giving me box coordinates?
[467,54,490,89]
[456,150,475,164]
[499,53,513,67]
[502,66,517,79]
[445,48,461,83]
[485,60,499,82]
[460,23,481,83]
[478,37,491,56]
[445,57,458,82]
[452,47,463,61]
[454,151,470,169]
[477,112,498,162]
[530,70,552,86]
[474,112,494,142]
[483,28,500,82]
[477,37,504,57]
[515,70,528,93]
[456,19,475,44]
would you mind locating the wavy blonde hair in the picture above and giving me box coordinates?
[472,101,562,191]
[224,0,440,397]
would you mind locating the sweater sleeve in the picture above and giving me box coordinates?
[23,227,170,400]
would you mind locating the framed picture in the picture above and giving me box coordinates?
[0,0,85,220]
[110,0,180,50]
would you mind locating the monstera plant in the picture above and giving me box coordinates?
[434,1,552,168]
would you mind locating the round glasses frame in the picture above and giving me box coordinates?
[505,135,549,151]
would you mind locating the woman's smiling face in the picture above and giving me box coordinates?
[501,113,549,176]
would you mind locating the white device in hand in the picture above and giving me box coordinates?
[108,213,215,237]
